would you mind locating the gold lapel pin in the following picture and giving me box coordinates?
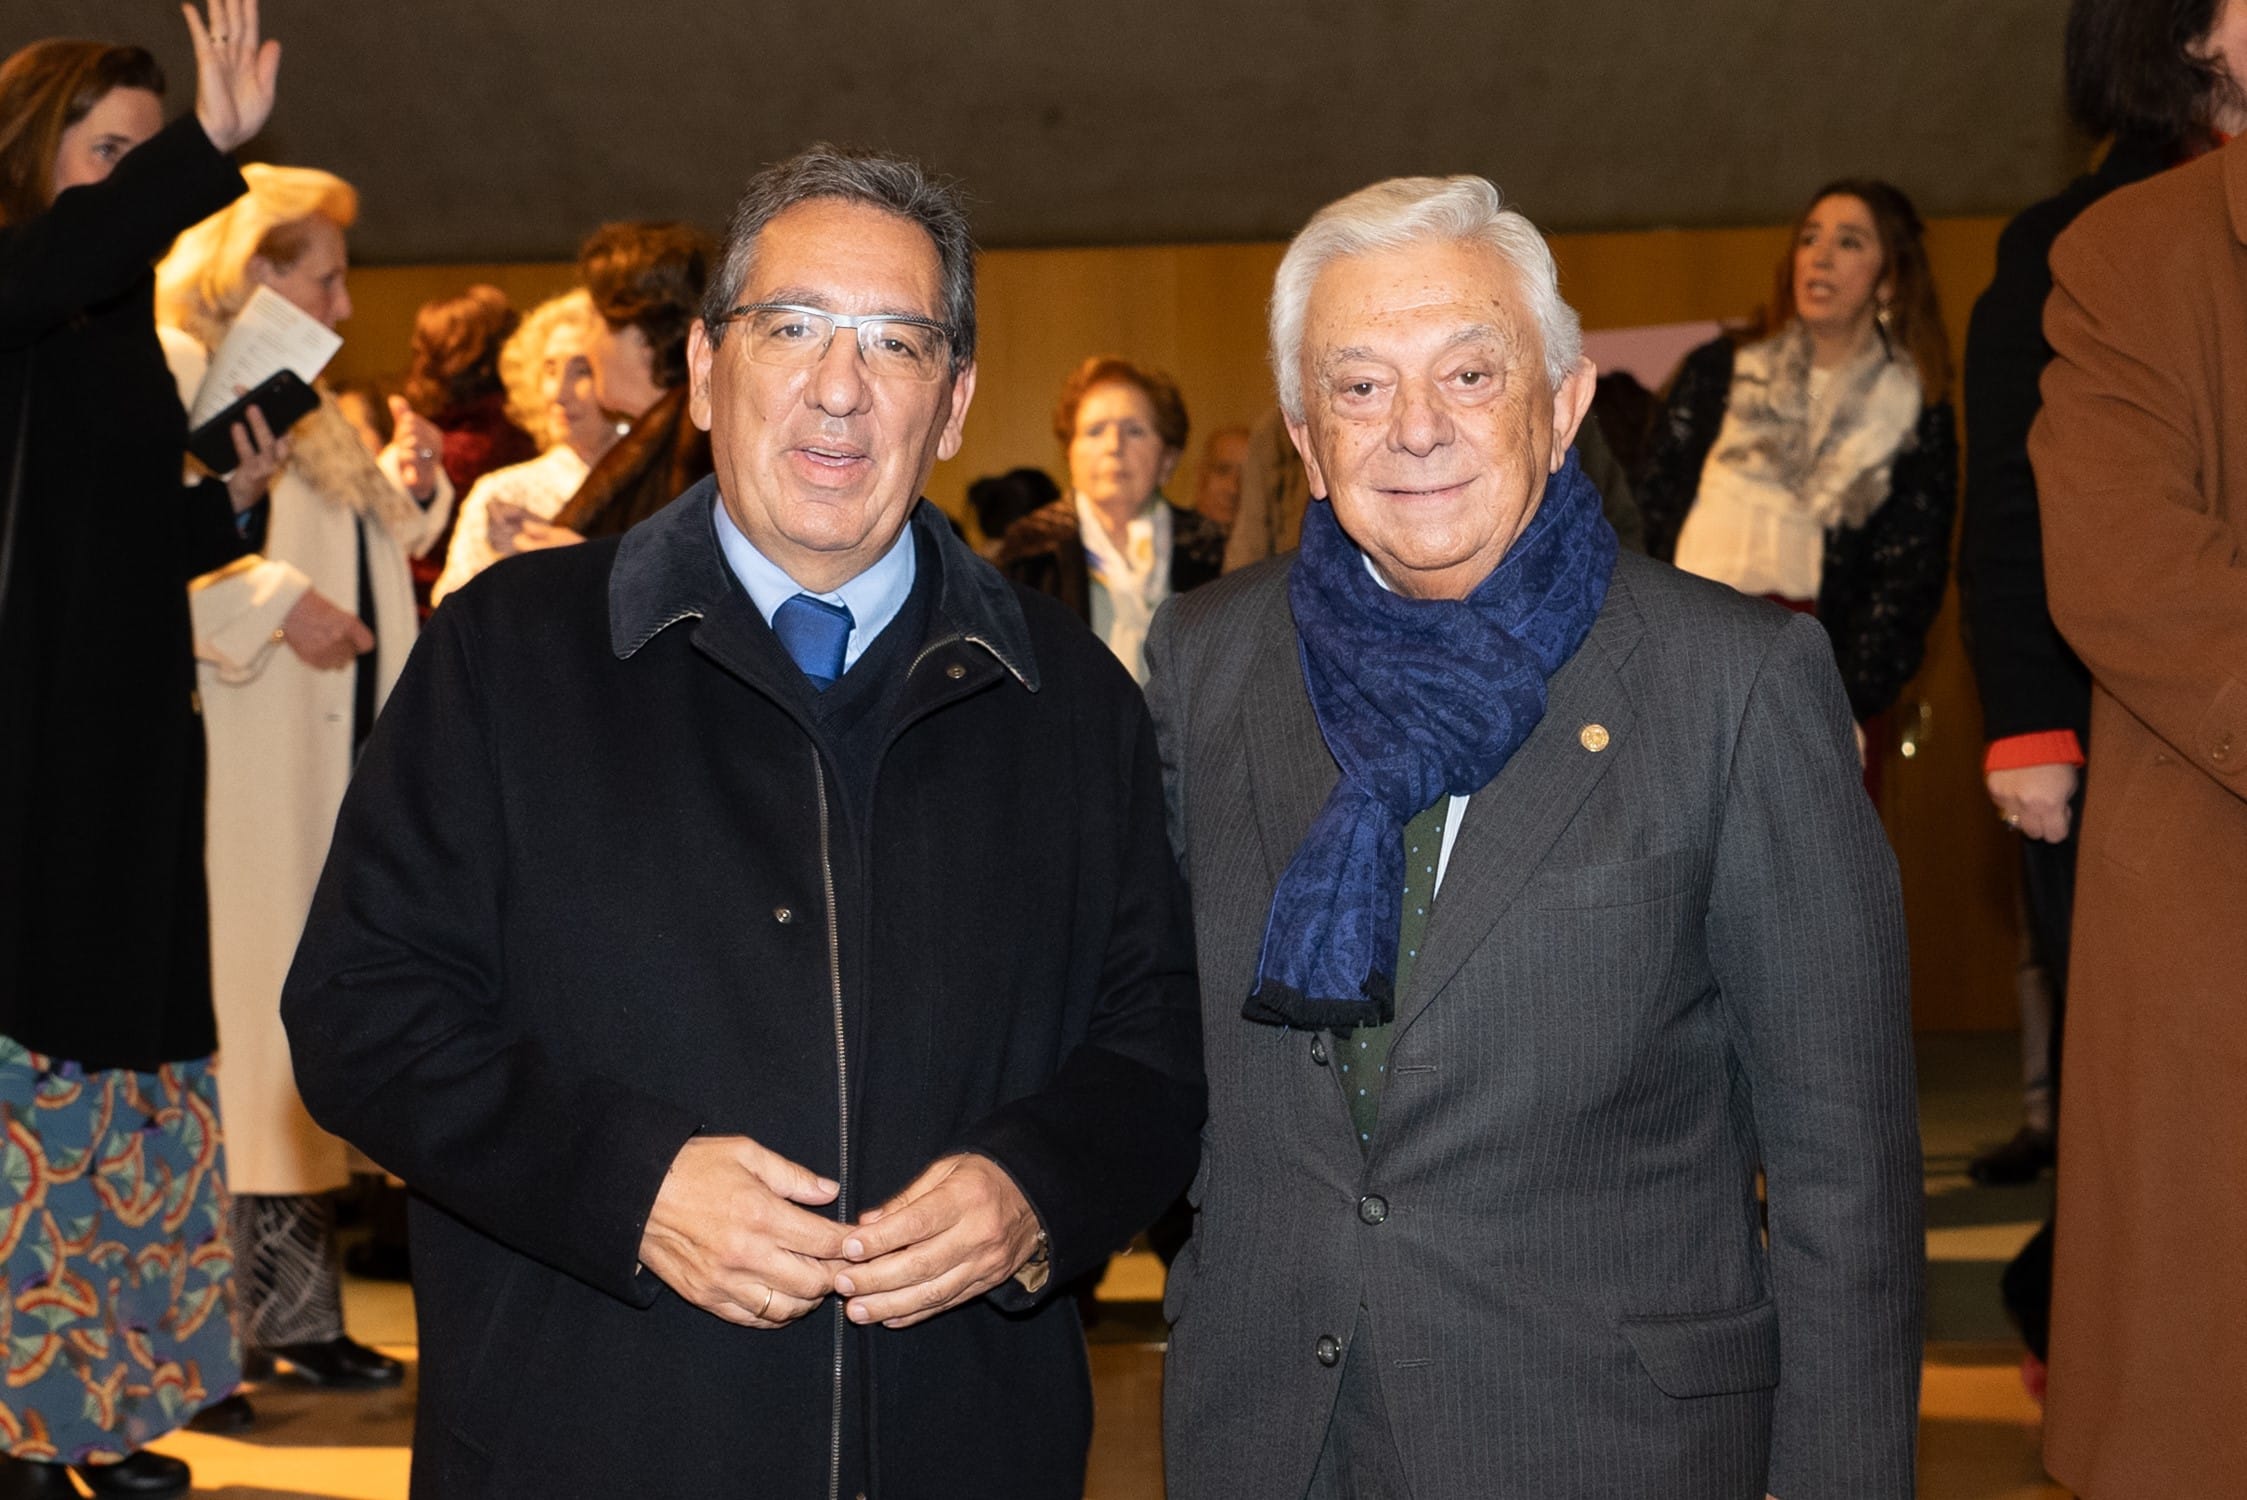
[1579,723,1611,753]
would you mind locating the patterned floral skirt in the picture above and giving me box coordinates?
[0,1037,239,1463]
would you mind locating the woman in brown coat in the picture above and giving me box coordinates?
[2030,131,2247,1496]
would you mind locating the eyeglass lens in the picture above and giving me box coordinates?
[742,308,948,381]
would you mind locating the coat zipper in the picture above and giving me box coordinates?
[815,753,849,1500]
[814,640,1002,1500]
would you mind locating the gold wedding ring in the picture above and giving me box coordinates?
[756,1285,775,1319]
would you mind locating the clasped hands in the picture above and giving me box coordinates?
[637,1135,1044,1331]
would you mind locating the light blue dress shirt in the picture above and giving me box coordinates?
[712,495,919,675]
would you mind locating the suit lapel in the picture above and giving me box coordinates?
[1236,585,1337,888]
[1393,575,1646,1037]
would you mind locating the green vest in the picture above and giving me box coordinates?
[1339,798,1449,1149]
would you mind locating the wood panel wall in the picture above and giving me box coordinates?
[330,217,2022,1031]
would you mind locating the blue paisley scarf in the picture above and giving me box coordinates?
[1245,449,1618,1030]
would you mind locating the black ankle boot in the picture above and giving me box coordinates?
[72,1450,191,1498]
[0,1453,80,1500]
[260,1334,405,1388]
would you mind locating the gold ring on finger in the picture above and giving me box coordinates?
[757,1285,775,1319]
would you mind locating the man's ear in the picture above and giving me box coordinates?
[935,361,978,463]
[1284,413,1328,499]
[1548,357,1598,472]
[686,319,715,434]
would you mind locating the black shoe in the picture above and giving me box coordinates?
[343,1238,412,1282]
[73,1450,191,1498]
[187,1391,256,1433]
[262,1335,406,1389]
[1968,1126,2056,1185]
[0,1453,81,1500]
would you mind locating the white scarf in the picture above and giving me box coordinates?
[1076,492,1171,684]
[1674,323,1922,600]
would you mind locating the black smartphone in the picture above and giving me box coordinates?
[187,368,319,474]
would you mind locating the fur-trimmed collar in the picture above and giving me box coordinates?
[171,313,422,536]
[1705,321,1922,532]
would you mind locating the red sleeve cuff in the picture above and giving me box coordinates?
[1984,730,2086,773]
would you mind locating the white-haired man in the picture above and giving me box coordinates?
[1149,175,1922,1499]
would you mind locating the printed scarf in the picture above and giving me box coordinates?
[1245,449,1617,1029]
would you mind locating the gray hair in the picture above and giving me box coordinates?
[703,144,977,370]
[1269,175,1582,423]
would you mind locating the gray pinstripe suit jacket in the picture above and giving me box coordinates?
[1148,549,1923,1500]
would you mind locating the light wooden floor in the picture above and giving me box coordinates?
[125,1035,2071,1498]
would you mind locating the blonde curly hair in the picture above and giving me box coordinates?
[155,163,358,344]
[498,288,598,446]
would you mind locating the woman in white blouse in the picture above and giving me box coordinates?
[1636,179,1958,747]
[994,355,1225,682]
[430,288,621,604]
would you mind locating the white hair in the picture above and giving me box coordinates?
[1269,175,1583,424]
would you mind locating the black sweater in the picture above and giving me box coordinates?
[1957,133,2173,746]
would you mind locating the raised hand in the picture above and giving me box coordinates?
[382,397,446,502]
[184,0,281,154]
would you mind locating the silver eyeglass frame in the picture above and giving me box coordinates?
[712,302,957,379]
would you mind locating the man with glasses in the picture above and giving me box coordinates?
[280,147,1204,1500]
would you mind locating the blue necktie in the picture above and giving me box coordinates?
[773,594,854,691]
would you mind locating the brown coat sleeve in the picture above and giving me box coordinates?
[2031,208,2247,797]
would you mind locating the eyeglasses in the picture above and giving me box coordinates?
[713,302,956,383]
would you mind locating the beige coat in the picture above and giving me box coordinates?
[165,327,452,1196]
[2030,136,2247,1497]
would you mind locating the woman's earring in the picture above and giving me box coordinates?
[1875,300,1896,335]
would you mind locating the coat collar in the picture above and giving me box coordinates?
[607,477,1041,691]
[1234,555,1650,1034]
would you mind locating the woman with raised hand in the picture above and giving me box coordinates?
[0,6,277,1496]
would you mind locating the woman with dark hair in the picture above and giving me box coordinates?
[401,284,536,608]
[1952,0,2247,1384]
[1637,178,1957,766]
[538,220,716,540]
[0,7,278,1496]
[996,355,1224,682]
[404,283,536,497]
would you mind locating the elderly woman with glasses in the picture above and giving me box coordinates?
[995,356,1225,683]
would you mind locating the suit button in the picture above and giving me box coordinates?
[2214,734,2233,763]
[1358,1194,1389,1225]
[1310,1036,1328,1066]
[1314,1334,1342,1367]
[773,906,795,924]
